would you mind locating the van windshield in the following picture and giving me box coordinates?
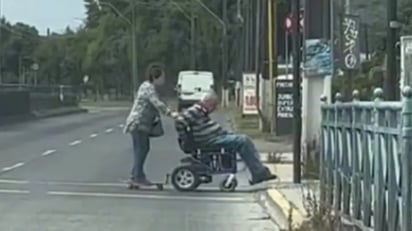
[181,74,213,92]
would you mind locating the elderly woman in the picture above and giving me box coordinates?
[124,63,178,186]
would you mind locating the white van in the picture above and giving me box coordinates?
[176,70,214,111]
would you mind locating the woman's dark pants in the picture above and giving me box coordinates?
[131,129,150,181]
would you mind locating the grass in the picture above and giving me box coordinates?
[225,106,265,139]
[286,181,342,231]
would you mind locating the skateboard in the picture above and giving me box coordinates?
[128,182,164,191]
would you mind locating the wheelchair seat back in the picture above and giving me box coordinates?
[175,120,196,154]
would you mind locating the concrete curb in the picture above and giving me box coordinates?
[33,108,88,119]
[263,164,306,229]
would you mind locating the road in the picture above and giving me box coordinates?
[0,108,278,231]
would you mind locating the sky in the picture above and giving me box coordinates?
[0,0,86,35]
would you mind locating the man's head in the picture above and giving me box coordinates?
[200,90,219,112]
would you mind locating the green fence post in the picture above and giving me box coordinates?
[320,94,328,205]
[333,92,343,213]
[351,90,361,219]
[401,86,412,231]
[373,88,385,231]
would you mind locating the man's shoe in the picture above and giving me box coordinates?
[249,173,278,185]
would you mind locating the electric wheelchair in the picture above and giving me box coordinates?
[170,121,243,192]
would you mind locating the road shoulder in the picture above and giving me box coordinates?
[0,107,88,127]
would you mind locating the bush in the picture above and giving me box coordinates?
[290,184,341,231]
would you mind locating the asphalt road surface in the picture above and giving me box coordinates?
[0,108,278,231]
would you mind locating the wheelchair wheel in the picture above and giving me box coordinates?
[171,165,200,192]
[219,177,238,192]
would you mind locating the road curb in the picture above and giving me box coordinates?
[0,107,88,127]
[263,164,306,229]
[33,108,88,119]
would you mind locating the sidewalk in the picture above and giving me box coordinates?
[256,139,318,229]
[225,106,318,230]
[262,160,320,229]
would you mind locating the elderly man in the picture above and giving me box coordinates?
[176,91,277,185]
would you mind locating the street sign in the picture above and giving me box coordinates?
[275,79,294,136]
[341,14,361,70]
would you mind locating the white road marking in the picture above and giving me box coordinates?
[0,179,29,184]
[1,162,25,172]
[0,179,261,194]
[90,133,98,138]
[41,149,56,156]
[47,191,251,202]
[69,140,82,146]
[0,189,30,194]
[105,128,114,133]
[119,124,124,128]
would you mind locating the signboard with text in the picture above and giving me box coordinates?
[275,79,294,136]
[242,73,260,115]
[400,36,412,91]
[341,14,361,70]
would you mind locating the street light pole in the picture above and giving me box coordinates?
[385,0,400,100]
[94,0,138,97]
[292,0,302,183]
[222,0,228,91]
[95,0,194,95]
[190,15,196,69]
[195,0,227,96]
[0,0,3,84]
[131,2,138,96]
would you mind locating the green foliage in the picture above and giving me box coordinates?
[0,0,245,97]
[3,0,407,97]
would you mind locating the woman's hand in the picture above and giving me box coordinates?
[170,111,180,119]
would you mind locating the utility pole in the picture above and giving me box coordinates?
[0,0,2,84]
[190,15,196,69]
[222,0,228,90]
[267,0,278,134]
[385,0,399,100]
[342,0,352,100]
[292,0,302,183]
[268,0,274,134]
[131,2,138,97]
[254,0,262,116]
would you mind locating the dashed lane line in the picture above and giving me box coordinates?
[1,162,25,172]
[69,140,82,146]
[105,128,114,133]
[41,149,56,157]
[0,123,123,175]
[0,189,30,194]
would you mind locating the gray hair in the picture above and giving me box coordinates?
[201,90,218,102]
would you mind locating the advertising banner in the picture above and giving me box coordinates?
[341,14,361,70]
[304,39,332,76]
